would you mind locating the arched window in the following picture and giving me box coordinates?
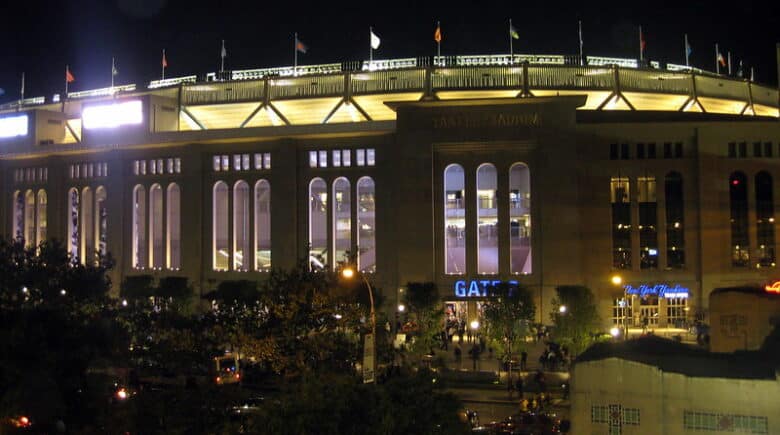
[509,163,531,274]
[309,178,328,270]
[665,172,685,268]
[68,188,80,261]
[24,190,35,248]
[638,176,658,269]
[444,164,466,274]
[254,180,271,271]
[233,180,250,271]
[167,183,181,270]
[333,177,351,267]
[611,176,631,269]
[729,172,749,267]
[477,164,498,274]
[357,177,375,273]
[213,181,229,271]
[36,190,47,246]
[756,171,775,266]
[81,187,94,264]
[12,191,23,241]
[95,187,107,256]
[132,185,146,269]
[149,184,164,269]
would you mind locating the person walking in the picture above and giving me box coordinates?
[469,344,481,371]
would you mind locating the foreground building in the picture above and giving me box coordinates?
[571,336,779,434]
[1,53,779,330]
[709,286,780,352]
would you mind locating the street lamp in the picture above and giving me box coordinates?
[611,275,627,340]
[341,266,376,384]
[559,305,567,314]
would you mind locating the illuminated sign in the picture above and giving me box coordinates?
[0,114,29,138]
[454,280,519,298]
[764,281,780,294]
[82,100,143,129]
[623,284,689,298]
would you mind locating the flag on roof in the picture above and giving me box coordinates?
[370,30,381,50]
[66,66,75,83]
[434,23,442,43]
[295,37,308,54]
[510,23,519,40]
[162,50,168,68]
[685,39,692,57]
[717,52,726,66]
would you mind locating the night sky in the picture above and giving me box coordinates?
[0,0,778,103]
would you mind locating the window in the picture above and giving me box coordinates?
[36,190,47,247]
[728,142,736,158]
[683,411,768,434]
[638,176,658,270]
[221,155,229,171]
[357,177,375,273]
[24,190,35,248]
[68,188,80,261]
[149,184,164,269]
[612,177,631,269]
[738,142,747,158]
[612,297,633,326]
[647,143,656,159]
[233,155,241,171]
[357,149,366,166]
[754,142,762,157]
[309,151,318,168]
[213,181,229,271]
[132,185,146,269]
[444,164,466,274]
[167,183,181,270]
[333,178,351,266]
[609,144,618,160]
[342,150,351,167]
[620,143,629,159]
[664,142,672,158]
[81,187,94,265]
[254,180,271,271]
[214,156,221,171]
[477,164,498,274]
[509,163,532,274]
[242,154,250,171]
[318,150,328,168]
[233,181,250,271]
[666,297,687,327]
[12,191,23,241]
[95,187,107,257]
[729,172,749,267]
[765,142,773,157]
[333,150,342,167]
[755,172,775,266]
[366,149,376,166]
[636,143,645,159]
[309,178,328,270]
[175,158,181,173]
[263,153,271,170]
[665,172,685,268]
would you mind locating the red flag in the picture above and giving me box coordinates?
[434,24,442,43]
[66,66,75,83]
[640,29,646,53]
[162,50,168,68]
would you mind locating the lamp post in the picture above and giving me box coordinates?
[611,275,626,340]
[342,267,376,384]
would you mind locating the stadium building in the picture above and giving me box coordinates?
[1,53,779,332]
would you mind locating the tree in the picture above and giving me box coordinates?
[403,282,443,356]
[549,285,601,356]
[482,283,535,391]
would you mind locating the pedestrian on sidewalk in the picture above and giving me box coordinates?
[520,350,528,371]
[469,343,481,371]
[454,344,462,363]
[458,326,465,344]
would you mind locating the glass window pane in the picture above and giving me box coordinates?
[255,153,262,170]
[367,148,376,166]
[81,187,94,264]
[358,177,375,273]
[510,163,532,274]
[333,178,351,268]
[95,187,107,257]
[477,164,498,274]
[233,181,250,271]
[242,154,250,170]
[254,180,271,271]
[333,150,341,167]
[149,184,164,269]
[309,151,318,168]
[24,190,35,248]
[756,172,775,266]
[309,178,328,270]
[612,177,631,269]
[730,172,749,266]
[213,156,221,171]
[263,153,271,169]
[342,150,351,167]
[36,190,47,247]
[69,188,80,261]
[167,184,181,270]
[665,172,685,268]
[638,177,658,270]
[318,150,328,168]
[213,182,229,270]
[357,149,365,166]
[444,164,466,274]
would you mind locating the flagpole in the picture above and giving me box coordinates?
[65,65,69,96]
[639,25,643,62]
[162,49,166,80]
[294,33,298,75]
[437,21,441,59]
[111,57,115,89]
[369,26,373,64]
[579,20,584,66]
[20,72,25,103]
[728,51,732,75]
[684,34,690,67]
[750,66,755,82]
[715,43,720,74]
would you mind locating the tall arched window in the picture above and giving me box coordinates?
[132,185,146,269]
[213,181,229,271]
[638,176,658,269]
[611,176,631,269]
[36,190,47,246]
[664,172,685,268]
[95,187,107,256]
[333,177,351,267]
[81,187,94,264]
[477,164,498,274]
[357,177,376,273]
[254,180,271,271]
[509,163,531,274]
[149,184,164,269]
[756,171,775,266]
[68,188,80,261]
[24,190,35,248]
[233,181,250,271]
[309,178,328,270]
[12,191,23,241]
[729,171,749,267]
[167,183,181,270]
[444,164,466,274]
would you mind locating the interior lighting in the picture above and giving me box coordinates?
[0,115,28,138]
[82,100,142,129]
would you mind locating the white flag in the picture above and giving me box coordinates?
[370,30,381,50]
